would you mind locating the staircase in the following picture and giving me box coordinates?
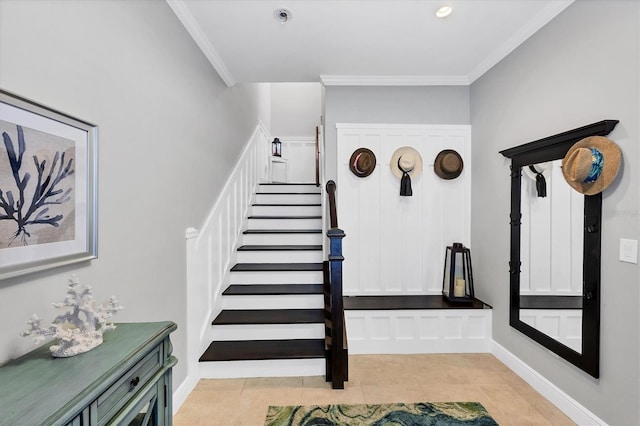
[199,183,327,378]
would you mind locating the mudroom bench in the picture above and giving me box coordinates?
[344,295,493,354]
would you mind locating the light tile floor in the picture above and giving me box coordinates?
[174,353,575,425]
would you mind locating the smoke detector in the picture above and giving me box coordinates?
[273,8,292,24]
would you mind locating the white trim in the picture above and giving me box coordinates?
[178,121,271,414]
[184,227,199,239]
[166,0,236,87]
[278,136,316,144]
[199,358,325,379]
[467,1,574,83]
[335,123,470,131]
[345,310,492,354]
[167,1,571,88]
[172,375,199,415]
[491,341,606,426]
[321,2,573,87]
[321,75,470,86]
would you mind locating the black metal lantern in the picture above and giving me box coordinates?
[442,242,475,303]
[272,138,282,157]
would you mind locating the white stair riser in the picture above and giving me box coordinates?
[258,184,320,194]
[230,270,323,284]
[236,250,323,263]
[199,358,325,379]
[255,193,320,204]
[222,294,324,309]
[242,233,322,245]
[247,218,322,230]
[211,323,324,340]
[252,205,321,216]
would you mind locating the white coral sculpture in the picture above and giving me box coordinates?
[21,275,124,357]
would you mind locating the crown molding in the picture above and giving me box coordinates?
[336,123,470,131]
[166,0,236,87]
[467,0,574,83]
[320,75,470,86]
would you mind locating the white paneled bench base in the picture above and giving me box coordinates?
[344,296,492,354]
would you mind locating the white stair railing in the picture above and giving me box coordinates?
[179,121,270,406]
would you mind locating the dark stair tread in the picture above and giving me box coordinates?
[259,183,317,185]
[199,339,325,362]
[343,295,491,310]
[237,245,321,251]
[223,284,324,295]
[248,215,321,219]
[212,309,325,325]
[252,203,321,206]
[243,229,322,234]
[231,262,323,272]
[256,192,320,195]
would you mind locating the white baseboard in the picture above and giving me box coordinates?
[172,374,199,415]
[491,341,606,426]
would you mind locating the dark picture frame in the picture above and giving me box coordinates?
[0,90,98,279]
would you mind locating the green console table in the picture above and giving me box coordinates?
[0,321,177,426]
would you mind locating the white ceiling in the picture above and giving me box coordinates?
[167,0,573,87]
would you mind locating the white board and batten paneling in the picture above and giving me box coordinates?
[336,124,488,354]
[345,309,492,354]
[278,137,317,183]
[519,159,583,352]
[520,309,582,353]
[336,124,472,295]
[520,159,583,296]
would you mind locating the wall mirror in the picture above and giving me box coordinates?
[500,120,618,378]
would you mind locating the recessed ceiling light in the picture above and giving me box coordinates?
[436,5,453,18]
[273,8,292,24]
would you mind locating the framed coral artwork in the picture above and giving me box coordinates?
[0,90,97,279]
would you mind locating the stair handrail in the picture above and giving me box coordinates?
[324,180,348,389]
[326,180,338,229]
[315,126,320,187]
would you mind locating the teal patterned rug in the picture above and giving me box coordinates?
[265,402,498,425]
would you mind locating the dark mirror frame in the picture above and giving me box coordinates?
[500,120,618,378]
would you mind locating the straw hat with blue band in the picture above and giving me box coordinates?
[561,136,621,195]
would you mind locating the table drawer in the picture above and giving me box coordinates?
[96,344,162,424]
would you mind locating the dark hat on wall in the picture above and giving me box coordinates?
[562,136,621,195]
[434,149,464,180]
[349,148,377,178]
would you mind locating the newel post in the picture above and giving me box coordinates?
[327,227,346,388]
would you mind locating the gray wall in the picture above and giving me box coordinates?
[470,1,639,424]
[271,83,321,138]
[323,86,470,180]
[0,0,268,387]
